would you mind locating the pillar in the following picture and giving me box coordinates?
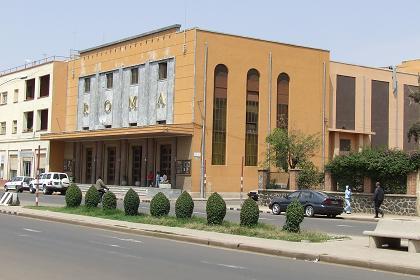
[289,169,300,190]
[120,140,128,185]
[74,142,81,183]
[258,169,269,190]
[363,177,373,193]
[95,141,103,180]
[324,171,337,191]
[407,171,418,195]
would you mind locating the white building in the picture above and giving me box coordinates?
[0,58,67,180]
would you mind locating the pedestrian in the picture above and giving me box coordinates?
[344,185,352,214]
[147,171,154,187]
[373,181,385,218]
[155,171,160,188]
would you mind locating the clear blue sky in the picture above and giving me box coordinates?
[1,0,419,70]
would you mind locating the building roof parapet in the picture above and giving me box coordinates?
[0,56,68,77]
[79,24,181,55]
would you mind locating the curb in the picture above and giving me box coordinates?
[0,209,418,276]
[227,206,379,222]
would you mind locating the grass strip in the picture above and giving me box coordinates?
[26,206,340,242]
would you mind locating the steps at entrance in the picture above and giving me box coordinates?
[77,184,181,199]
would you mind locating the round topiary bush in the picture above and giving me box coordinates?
[283,199,304,233]
[124,188,139,216]
[102,191,117,210]
[150,192,170,217]
[206,192,226,225]
[175,191,194,219]
[85,185,100,208]
[65,184,82,208]
[240,198,260,227]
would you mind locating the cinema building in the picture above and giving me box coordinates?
[41,25,419,197]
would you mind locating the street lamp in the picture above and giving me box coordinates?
[0,76,27,87]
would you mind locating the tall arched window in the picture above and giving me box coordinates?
[277,73,290,129]
[245,69,260,166]
[211,64,228,165]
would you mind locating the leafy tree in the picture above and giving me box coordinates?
[407,75,420,144]
[266,128,320,171]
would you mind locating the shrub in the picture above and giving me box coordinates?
[297,161,323,189]
[85,185,100,208]
[283,199,304,233]
[175,191,194,219]
[124,188,139,216]
[65,184,82,208]
[240,198,259,227]
[150,192,170,217]
[326,148,417,193]
[206,192,226,225]
[102,191,117,210]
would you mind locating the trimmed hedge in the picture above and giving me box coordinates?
[175,191,194,219]
[283,199,304,233]
[240,198,259,227]
[85,185,100,208]
[206,192,226,225]
[102,191,117,210]
[65,184,82,208]
[124,188,140,216]
[150,192,170,217]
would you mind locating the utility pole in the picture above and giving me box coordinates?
[35,145,40,206]
[240,156,244,204]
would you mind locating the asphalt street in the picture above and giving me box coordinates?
[0,214,414,280]
[3,191,376,236]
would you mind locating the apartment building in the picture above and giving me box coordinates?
[0,58,67,179]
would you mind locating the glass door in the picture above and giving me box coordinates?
[106,147,116,185]
[131,146,142,186]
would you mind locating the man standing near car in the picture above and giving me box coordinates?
[344,185,352,214]
[373,181,384,218]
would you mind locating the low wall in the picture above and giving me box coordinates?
[259,190,418,216]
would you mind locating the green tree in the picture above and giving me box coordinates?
[407,75,420,144]
[266,128,320,171]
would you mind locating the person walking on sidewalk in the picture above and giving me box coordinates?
[373,181,384,218]
[344,185,352,214]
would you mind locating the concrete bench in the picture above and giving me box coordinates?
[363,219,420,253]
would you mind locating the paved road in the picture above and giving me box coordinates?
[3,191,376,236]
[0,214,414,280]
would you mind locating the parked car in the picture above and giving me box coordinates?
[268,190,344,218]
[29,172,70,195]
[4,176,32,192]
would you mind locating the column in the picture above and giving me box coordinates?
[115,141,121,186]
[324,171,337,192]
[333,132,340,157]
[95,141,103,180]
[74,143,81,183]
[289,169,300,190]
[120,140,128,185]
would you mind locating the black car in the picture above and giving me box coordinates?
[268,190,343,218]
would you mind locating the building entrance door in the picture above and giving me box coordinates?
[106,147,116,185]
[131,146,142,186]
[85,148,93,184]
[160,144,171,183]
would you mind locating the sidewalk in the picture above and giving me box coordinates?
[1,205,420,276]
[226,204,420,223]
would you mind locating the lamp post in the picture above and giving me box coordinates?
[0,76,27,87]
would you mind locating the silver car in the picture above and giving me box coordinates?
[4,176,32,192]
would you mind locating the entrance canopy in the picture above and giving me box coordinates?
[41,123,195,141]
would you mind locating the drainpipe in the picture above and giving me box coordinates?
[322,62,326,170]
[200,42,208,199]
[267,52,272,169]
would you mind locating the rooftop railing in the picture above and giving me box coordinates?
[0,56,68,77]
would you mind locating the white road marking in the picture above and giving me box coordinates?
[23,228,41,233]
[193,211,206,215]
[18,234,29,237]
[100,235,143,244]
[109,244,121,248]
[201,260,247,270]
[336,225,353,227]
[259,217,274,221]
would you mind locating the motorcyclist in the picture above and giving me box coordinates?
[95,176,109,197]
